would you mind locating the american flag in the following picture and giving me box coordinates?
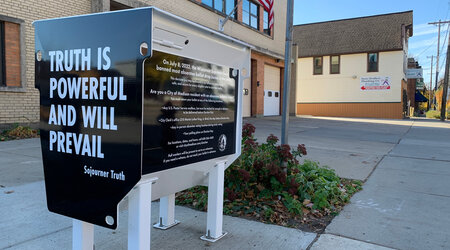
[258,0,274,29]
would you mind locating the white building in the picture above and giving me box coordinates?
[293,11,413,119]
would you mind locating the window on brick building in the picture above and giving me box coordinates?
[225,0,237,18]
[263,10,270,35]
[243,0,259,30]
[0,21,5,87]
[110,1,131,11]
[0,19,21,89]
[202,0,237,19]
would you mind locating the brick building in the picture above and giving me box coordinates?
[0,1,91,127]
[406,57,427,114]
[0,0,287,127]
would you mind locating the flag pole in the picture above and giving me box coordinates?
[219,0,243,32]
[281,0,294,145]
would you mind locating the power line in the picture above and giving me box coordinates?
[437,1,450,81]
[416,40,438,58]
[437,9,450,67]
[414,15,449,63]
[429,20,450,90]
[440,22,450,57]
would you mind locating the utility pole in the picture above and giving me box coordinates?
[441,41,449,121]
[428,20,450,91]
[281,0,294,145]
[427,55,434,110]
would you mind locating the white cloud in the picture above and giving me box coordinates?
[409,37,437,50]
[413,22,449,37]
[414,23,438,37]
[415,28,439,37]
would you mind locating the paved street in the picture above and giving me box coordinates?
[246,116,412,181]
[1,116,449,249]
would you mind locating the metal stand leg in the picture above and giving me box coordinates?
[201,161,227,242]
[128,178,157,250]
[153,194,180,230]
[72,219,94,250]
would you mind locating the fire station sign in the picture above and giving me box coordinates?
[406,68,423,79]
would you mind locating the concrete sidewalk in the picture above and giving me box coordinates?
[247,116,450,250]
[0,138,316,249]
[2,116,449,250]
[325,118,450,250]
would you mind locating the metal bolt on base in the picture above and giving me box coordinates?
[153,217,180,230]
[200,230,228,243]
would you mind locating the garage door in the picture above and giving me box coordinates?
[264,65,281,116]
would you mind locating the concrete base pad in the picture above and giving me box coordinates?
[1,180,317,250]
[153,220,180,230]
[200,231,228,242]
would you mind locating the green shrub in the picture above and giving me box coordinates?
[1,125,39,141]
[426,110,441,119]
[223,123,360,211]
[177,123,362,224]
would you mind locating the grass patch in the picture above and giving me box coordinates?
[176,123,362,233]
[426,110,440,119]
[426,110,450,120]
[0,125,39,141]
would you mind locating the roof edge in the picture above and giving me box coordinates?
[297,48,404,58]
[294,10,413,27]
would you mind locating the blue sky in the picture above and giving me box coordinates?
[293,0,450,88]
